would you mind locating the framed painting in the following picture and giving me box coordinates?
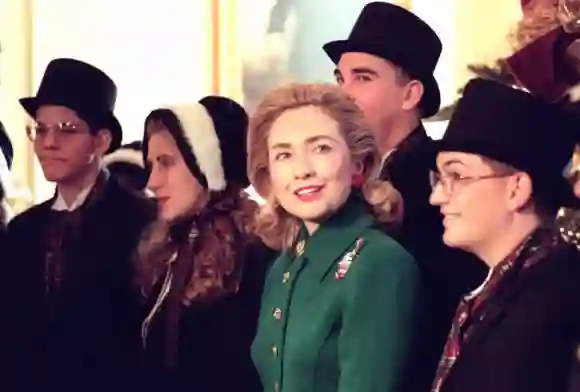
[213,1,413,203]
[214,0,411,113]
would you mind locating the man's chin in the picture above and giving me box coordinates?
[42,170,71,184]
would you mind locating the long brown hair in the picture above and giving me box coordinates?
[135,186,258,305]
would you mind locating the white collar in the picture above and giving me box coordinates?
[464,267,494,301]
[380,149,396,167]
[51,181,96,211]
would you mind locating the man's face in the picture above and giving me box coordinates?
[32,105,110,185]
[335,52,419,152]
[429,151,524,255]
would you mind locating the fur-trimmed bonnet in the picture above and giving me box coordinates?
[143,96,249,192]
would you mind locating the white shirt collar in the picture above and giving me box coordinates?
[465,267,494,301]
[51,181,96,211]
[380,149,396,168]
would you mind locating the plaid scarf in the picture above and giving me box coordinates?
[431,228,559,392]
[44,171,109,304]
[44,209,82,297]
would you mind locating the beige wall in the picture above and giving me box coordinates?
[0,0,523,208]
[0,0,34,212]
[455,0,522,89]
[410,0,521,138]
[1,0,217,206]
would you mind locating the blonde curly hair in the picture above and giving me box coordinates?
[509,0,561,50]
[247,83,403,250]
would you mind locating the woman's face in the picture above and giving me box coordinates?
[267,105,358,232]
[146,126,206,222]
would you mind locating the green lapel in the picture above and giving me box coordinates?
[298,192,376,282]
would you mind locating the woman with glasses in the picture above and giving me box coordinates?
[429,78,580,392]
[248,83,422,392]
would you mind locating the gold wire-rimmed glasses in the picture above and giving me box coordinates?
[429,170,514,195]
[26,122,89,142]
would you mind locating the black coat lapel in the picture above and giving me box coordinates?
[460,273,528,351]
[380,125,431,180]
[460,240,560,354]
[380,125,433,217]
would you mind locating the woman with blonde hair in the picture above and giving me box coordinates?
[248,83,421,392]
[136,96,272,391]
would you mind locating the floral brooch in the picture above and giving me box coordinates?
[335,238,365,280]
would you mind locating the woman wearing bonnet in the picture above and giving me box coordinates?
[136,96,272,391]
[248,83,422,392]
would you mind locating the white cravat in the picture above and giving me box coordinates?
[51,181,96,211]
[464,267,493,301]
[380,149,396,168]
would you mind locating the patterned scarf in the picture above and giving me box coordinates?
[43,171,109,306]
[431,228,559,392]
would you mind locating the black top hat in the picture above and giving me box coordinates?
[433,78,580,207]
[143,96,250,192]
[323,2,442,118]
[19,58,122,152]
[0,121,13,169]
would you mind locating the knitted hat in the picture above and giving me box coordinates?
[143,96,249,191]
[103,141,148,191]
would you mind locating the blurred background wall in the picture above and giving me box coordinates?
[0,0,522,209]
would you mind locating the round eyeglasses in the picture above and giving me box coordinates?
[26,122,89,141]
[429,170,514,195]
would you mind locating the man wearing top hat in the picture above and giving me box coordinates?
[323,2,487,390]
[3,58,155,388]
[429,78,580,392]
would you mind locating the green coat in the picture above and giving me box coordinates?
[251,195,421,392]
